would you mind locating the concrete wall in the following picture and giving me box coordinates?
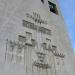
[0,0,75,75]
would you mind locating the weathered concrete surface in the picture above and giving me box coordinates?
[0,0,75,75]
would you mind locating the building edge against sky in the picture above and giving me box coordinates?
[57,0,75,53]
[0,0,75,75]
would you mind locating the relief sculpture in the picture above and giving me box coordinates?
[5,19,65,75]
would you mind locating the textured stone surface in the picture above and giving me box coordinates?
[0,0,75,75]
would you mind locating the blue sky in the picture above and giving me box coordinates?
[58,0,75,53]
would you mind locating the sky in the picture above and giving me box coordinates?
[57,0,75,53]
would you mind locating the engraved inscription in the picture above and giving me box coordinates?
[26,12,47,24]
[23,20,51,35]
[33,52,50,69]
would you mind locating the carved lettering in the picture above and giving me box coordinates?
[26,12,47,24]
[23,20,51,35]
[33,52,50,68]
